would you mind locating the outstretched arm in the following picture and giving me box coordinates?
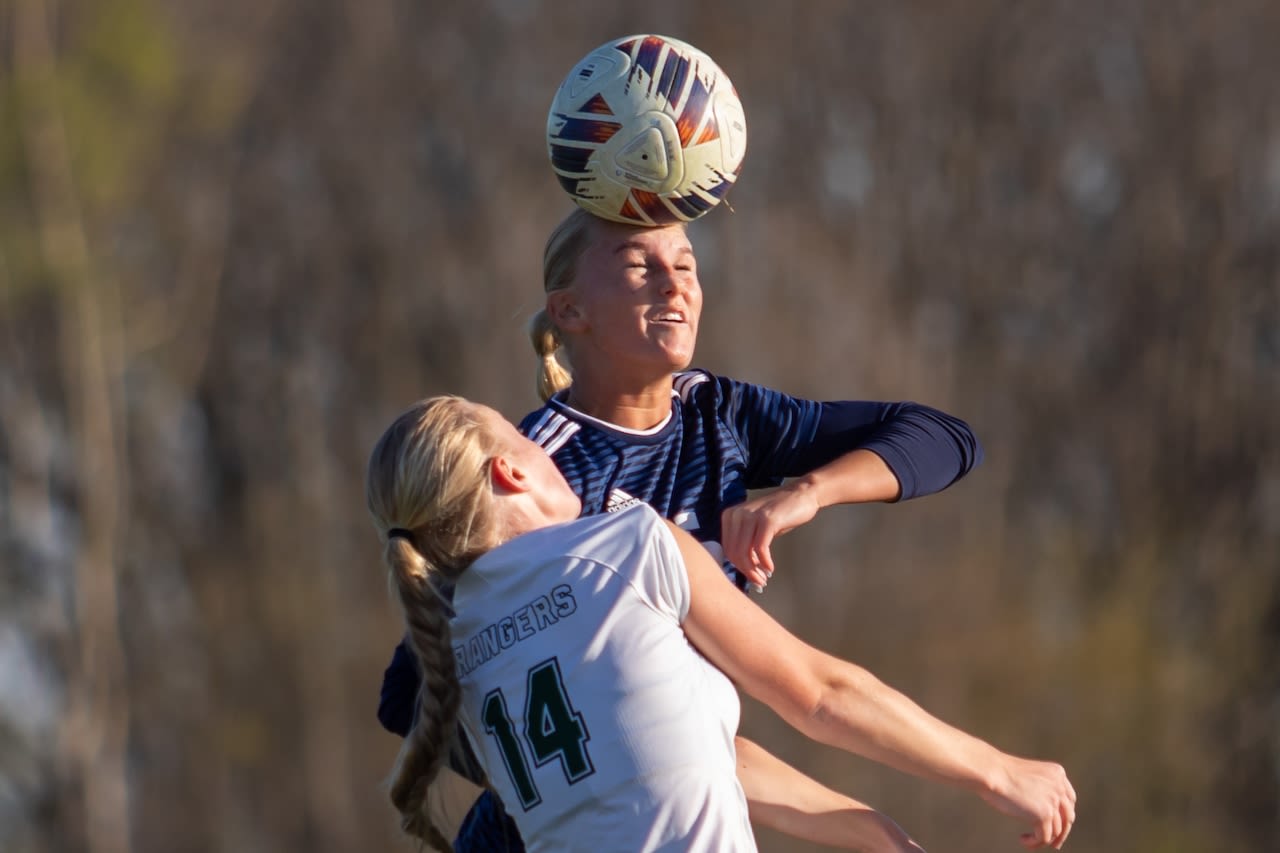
[735,735,926,852]
[669,521,1076,850]
[724,401,982,584]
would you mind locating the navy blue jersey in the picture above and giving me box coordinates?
[520,370,816,584]
[520,369,980,585]
[376,370,982,851]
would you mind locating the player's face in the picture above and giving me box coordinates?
[473,405,582,523]
[566,221,702,374]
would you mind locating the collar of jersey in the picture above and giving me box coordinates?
[550,389,678,441]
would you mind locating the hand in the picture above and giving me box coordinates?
[719,485,820,588]
[979,755,1077,850]
[731,732,926,853]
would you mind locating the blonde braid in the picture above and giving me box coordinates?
[366,396,500,849]
[386,538,461,851]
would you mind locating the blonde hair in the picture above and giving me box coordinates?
[365,396,500,850]
[528,208,599,401]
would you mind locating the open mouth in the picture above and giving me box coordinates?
[650,310,685,324]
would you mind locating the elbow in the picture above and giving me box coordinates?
[806,677,852,733]
[760,663,834,739]
[955,419,984,476]
[378,641,421,737]
[377,695,412,738]
[898,405,985,498]
[791,665,879,745]
[913,403,983,479]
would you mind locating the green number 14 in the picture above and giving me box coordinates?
[480,657,595,810]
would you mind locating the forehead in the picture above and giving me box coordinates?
[589,221,692,256]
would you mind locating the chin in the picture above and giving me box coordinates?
[656,343,696,370]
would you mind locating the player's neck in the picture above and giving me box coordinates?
[563,371,674,431]
[493,496,571,544]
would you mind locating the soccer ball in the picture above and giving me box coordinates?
[546,34,747,226]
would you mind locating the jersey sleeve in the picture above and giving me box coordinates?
[377,638,420,737]
[803,400,983,499]
[713,374,824,490]
[714,374,982,499]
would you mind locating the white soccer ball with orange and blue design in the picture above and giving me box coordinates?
[547,34,748,226]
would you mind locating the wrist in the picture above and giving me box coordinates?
[787,473,827,509]
[972,750,1012,799]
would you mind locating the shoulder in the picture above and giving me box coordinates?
[674,369,755,412]
[673,369,715,401]
[675,368,800,417]
[518,505,675,585]
[559,503,666,560]
[581,505,688,620]
[674,368,758,401]
[467,511,651,587]
[519,399,583,455]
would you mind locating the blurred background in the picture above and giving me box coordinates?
[1,0,1277,851]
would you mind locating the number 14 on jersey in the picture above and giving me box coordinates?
[481,657,596,810]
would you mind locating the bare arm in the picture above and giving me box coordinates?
[668,521,1076,850]
[735,735,926,852]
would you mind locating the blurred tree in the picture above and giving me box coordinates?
[0,1,1275,851]
[2,0,265,850]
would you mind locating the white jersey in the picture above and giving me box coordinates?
[450,503,755,853]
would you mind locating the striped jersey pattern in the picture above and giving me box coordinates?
[519,369,824,585]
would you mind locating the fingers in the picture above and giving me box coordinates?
[1035,787,1078,850]
[1032,789,1076,850]
[996,760,1074,850]
[756,538,776,575]
[1017,815,1053,850]
[1047,811,1061,848]
[720,510,769,588]
[721,508,780,588]
[720,489,822,588]
[719,511,758,587]
[1051,791,1076,848]
[1049,767,1075,848]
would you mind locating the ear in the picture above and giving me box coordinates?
[489,454,532,495]
[546,290,587,333]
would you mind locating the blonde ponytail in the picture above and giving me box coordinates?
[531,208,601,402]
[529,309,573,402]
[366,397,501,849]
